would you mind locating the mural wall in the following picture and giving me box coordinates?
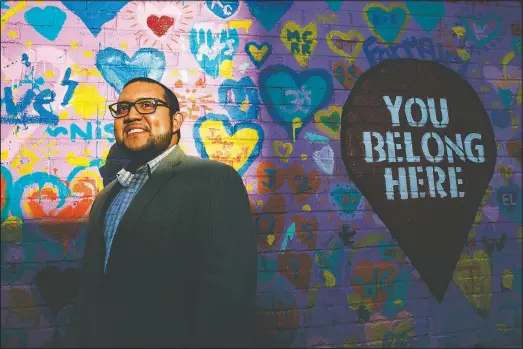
[1,1,521,347]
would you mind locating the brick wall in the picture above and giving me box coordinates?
[1,1,521,347]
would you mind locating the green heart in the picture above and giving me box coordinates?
[320,112,341,133]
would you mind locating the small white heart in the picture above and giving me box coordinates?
[313,145,334,175]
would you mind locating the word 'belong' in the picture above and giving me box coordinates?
[362,96,486,200]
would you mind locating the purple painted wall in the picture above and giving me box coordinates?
[1,1,521,347]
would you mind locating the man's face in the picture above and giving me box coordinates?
[114,82,176,161]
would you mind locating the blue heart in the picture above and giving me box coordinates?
[462,14,501,48]
[245,42,272,68]
[205,0,240,19]
[61,1,128,37]
[406,1,445,34]
[193,113,264,176]
[490,109,511,128]
[496,184,522,224]
[24,6,67,41]
[329,183,361,214]
[218,76,260,121]
[246,0,293,31]
[189,27,239,79]
[259,65,333,139]
[95,48,166,93]
[326,0,342,12]
[367,6,408,43]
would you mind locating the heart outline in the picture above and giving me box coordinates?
[363,2,410,45]
[193,113,264,176]
[259,64,333,139]
[96,47,166,93]
[326,30,364,63]
[245,42,272,68]
[314,105,342,139]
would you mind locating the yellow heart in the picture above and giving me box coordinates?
[326,30,364,64]
[199,120,259,173]
[280,20,318,67]
[362,2,410,45]
[453,249,492,317]
[248,45,268,62]
[314,105,342,140]
[273,141,293,163]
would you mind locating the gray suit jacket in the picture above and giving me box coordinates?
[65,146,257,348]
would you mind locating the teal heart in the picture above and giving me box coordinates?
[462,14,501,48]
[258,65,333,139]
[367,6,408,43]
[326,0,342,12]
[329,183,361,214]
[95,48,166,93]
[24,6,67,41]
[406,1,445,34]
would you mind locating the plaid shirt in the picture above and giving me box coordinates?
[103,145,177,271]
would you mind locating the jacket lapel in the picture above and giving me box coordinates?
[104,146,186,273]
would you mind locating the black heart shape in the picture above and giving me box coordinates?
[35,266,81,316]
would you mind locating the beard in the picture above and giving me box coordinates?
[117,128,173,166]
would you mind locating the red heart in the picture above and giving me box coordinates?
[277,252,313,292]
[146,15,175,37]
[25,176,98,241]
[506,139,522,164]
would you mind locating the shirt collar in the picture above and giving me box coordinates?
[115,145,177,187]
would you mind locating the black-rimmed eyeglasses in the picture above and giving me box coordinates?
[108,98,171,118]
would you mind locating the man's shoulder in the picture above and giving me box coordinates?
[182,155,236,175]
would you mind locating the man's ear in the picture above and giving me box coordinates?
[172,111,184,133]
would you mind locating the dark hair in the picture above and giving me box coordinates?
[122,77,181,142]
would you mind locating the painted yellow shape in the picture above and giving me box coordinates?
[314,105,342,140]
[457,49,471,61]
[0,149,8,161]
[393,298,404,307]
[300,153,308,160]
[69,83,107,119]
[71,168,103,195]
[66,152,90,167]
[120,42,128,49]
[511,113,520,131]
[452,26,466,38]
[83,50,93,58]
[245,183,253,192]
[267,234,275,246]
[1,1,27,32]
[7,30,17,38]
[273,141,293,163]
[326,30,364,63]
[71,64,102,78]
[44,71,55,79]
[323,270,336,287]
[198,119,259,173]
[1,216,23,243]
[171,70,180,77]
[292,117,303,142]
[25,40,32,48]
[302,204,311,212]
[496,324,509,333]
[59,110,69,120]
[70,41,79,50]
[516,84,522,105]
[11,148,40,175]
[219,59,233,79]
[280,20,318,67]
[453,249,492,315]
[240,96,249,112]
[229,20,252,33]
[501,269,513,290]
[256,200,264,206]
[363,3,410,44]
[248,44,268,62]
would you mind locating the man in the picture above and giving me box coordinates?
[64,77,257,348]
